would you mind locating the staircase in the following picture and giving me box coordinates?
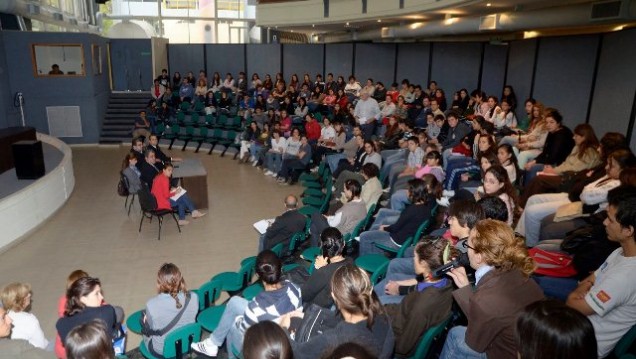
[99,92,152,144]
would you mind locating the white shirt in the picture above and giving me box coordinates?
[321,126,336,141]
[8,311,49,349]
[271,137,287,153]
[585,248,636,357]
[354,98,380,125]
[475,265,494,285]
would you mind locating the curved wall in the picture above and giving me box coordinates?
[0,133,75,252]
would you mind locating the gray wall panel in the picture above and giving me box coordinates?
[396,43,431,88]
[283,45,324,82]
[246,44,281,79]
[588,29,636,144]
[168,44,205,76]
[354,43,396,86]
[1,32,111,143]
[325,43,353,79]
[533,35,600,128]
[205,44,245,78]
[430,42,481,98]
[506,39,537,121]
[481,44,508,101]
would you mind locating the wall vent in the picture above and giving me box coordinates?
[479,14,498,31]
[47,106,83,138]
[590,0,626,21]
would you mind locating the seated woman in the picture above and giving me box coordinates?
[359,177,439,256]
[65,320,115,359]
[0,283,50,350]
[283,265,394,359]
[121,154,142,196]
[474,165,518,226]
[142,263,198,357]
[333,140,382,195]
[151,163,206,226]
[516,300,597,359]
[497,144,520,185]
[243,321,292,359]
[191,250,302,358]
[523,109,575,185]
[239,121,261,163]
[391,151,444,212]
[300,228,353,308]
[56,277,120,350]
[378,117,403,151]
[439,219,544,359]
[516,149,635,247]
[383,239,456,357]
[520,123,601,206]
[263,131,287,177]
[309,179,367,246]
[445,135,496,191]
[313,121,347,165]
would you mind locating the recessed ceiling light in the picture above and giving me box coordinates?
[345,22,350,26]
[486,3,492,6]
[312,24,315,28]
[290,30,294,32]
[377,19,382,23]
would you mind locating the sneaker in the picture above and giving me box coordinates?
[178,220,190,226]
[191,210,206,219]
[269,172,278,177]
[252,160,259,167]
[191,339,218,357]
[264,170,273,176]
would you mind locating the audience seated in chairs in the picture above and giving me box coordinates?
[150,162,205,226]
[65,320,116,359]
[242,321,292,359]
[147,134,181,169]
[277,135,312,185]
[191,250,302,358]
[139,149,161,190]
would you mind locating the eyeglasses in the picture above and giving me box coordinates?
[462,240,475,251]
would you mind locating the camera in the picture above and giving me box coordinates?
[432,252,470,278]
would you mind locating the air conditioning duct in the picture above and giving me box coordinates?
[590,0,629,21]
[479,14,497,30]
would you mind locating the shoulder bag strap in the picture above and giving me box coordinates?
[142,292,192,337]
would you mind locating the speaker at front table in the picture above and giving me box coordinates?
[12,140,45,180]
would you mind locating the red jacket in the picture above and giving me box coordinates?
[151,174,172,210]
[305,121,321,140]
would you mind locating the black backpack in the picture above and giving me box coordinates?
[117,173,129,197]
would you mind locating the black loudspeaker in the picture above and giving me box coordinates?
[12,140,45,179]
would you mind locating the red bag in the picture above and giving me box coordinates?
[529,248,577,278]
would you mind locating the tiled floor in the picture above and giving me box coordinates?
[0,145,300,348]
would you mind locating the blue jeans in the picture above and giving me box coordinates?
[439,326,487,359]
[390,189,410,211]
[249,143,263,160]
[169,195,195,220]
[361,121,376,141]
[370,208,401,230]
[359,230,400,256]
[265,152,283,173]
[208,296,249,359]
[532,275,578,301]
[524,163,545,186]
[326,153,347,173]
[374,256,416,304]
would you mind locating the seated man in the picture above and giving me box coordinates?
[566,186,636,358]
[0,307,50,358]
[132,110,152,140]
[139,149,161,189]
[258,195,306,252]
[147,134,181,170]
[387,136,424,189]
[130,137,145,171]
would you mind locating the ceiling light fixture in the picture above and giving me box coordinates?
[312,24,315,28]
[377,19,382,23]
[523,31,539,39]
[410,22,424,30]
[486,3,492,6]
[345,22,350,26]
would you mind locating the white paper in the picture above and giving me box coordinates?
[170,187,187,201]
[253,218,275,234]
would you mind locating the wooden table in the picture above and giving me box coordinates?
[173,158,209,209]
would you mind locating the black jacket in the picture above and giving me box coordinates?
[263,209,306,250]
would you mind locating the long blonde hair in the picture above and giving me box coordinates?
[331,265,384,328]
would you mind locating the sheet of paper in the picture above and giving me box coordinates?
[253,218,275,234]
[170,187,187,201]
